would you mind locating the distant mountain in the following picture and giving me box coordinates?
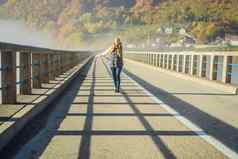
[0,0,237,47]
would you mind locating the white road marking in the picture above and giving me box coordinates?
[16,57,237,159]
[123,70,238,159]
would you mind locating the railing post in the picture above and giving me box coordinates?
[147,53,149,64]
[158,54,160,67]
[16,52,20,95]
[194,55,198,75]
[74,54,77,67]
[176,55,180,72]
[65,54,69,71]
[198,55,203,77]
[167,55,170,69]
[222,56,232,83]
[222,56,228,83]
[41,54,49,83]
[55,54,58,76]
[166,54,169,69]
[232,56,238,83]
[144,53,147,63]
[162,54,165,68]
[66,54,70,70]
[56,54,59,76]
[48,54,54,80]
[158,54,161,67]
[190,55,194,75]
[52,54,55,77]
[1,51,17,104]
[146,53,148,64]
[54,54,58,76]
[209,55,215,80]
[53,54,58,77]
[150,53,152,65]
[68,54,71,70]
[63,54,67,72]
[70,54,74,68]
[144,53,146,63]
[143,53,146,63]
[32,53,41,88]
[152,54,154,66]
[153,54,156,66]
[155,54,158,67]
[149,53,150,64]
[182,55,186,73]
[20,52,32,95]
[57,54,61,76]
[171,54,174,70]
[59,54,64,74]
[213,56,219,80]
[61,54,65,73]
[154,54,156,67]
[59,54,63,74]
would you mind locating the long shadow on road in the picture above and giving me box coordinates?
[77,56,96,159]
[102,59,177,159]
[0,58,94,159]
[123,69,238,153]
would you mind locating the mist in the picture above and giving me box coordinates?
[0,19,116,51]
[74,32,117,51]
[0,19,57,48]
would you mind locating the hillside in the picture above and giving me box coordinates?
[0,0,238,48]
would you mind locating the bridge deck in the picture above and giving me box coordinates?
[124,59,238,128]
[0,68,76,131]
[12,57,229,159]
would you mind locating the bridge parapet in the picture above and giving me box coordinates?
[0,42,92,104]
[125,51,238,90]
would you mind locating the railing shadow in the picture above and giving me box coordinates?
[123,69,238,153]
[171,92,237,96]
[101,58,177,159]
[76,95,152,97]
[77,56,97,159]
[0,58,94,158]
[72,102,159,105]
[57,130,204,136]
[77,88,144,91]
[67,113,179,117]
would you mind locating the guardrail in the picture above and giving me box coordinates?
[0,41,92,104]
[125,51,238,87]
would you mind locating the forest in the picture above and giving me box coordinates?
[0,0,238,49]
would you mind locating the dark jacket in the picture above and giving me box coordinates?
[115,43,123,67]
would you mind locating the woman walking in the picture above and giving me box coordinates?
[103,38,124,92]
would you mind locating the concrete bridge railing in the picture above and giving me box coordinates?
[0,42,92,104]
[125,51,238,88]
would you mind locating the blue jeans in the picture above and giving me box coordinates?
[111,66,123,91]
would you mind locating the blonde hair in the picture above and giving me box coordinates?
[110,37,123,57]
[114,37,121,45]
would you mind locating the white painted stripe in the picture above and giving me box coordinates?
[123,70,238,159]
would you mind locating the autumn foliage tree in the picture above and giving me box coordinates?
[0,0,238,47]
